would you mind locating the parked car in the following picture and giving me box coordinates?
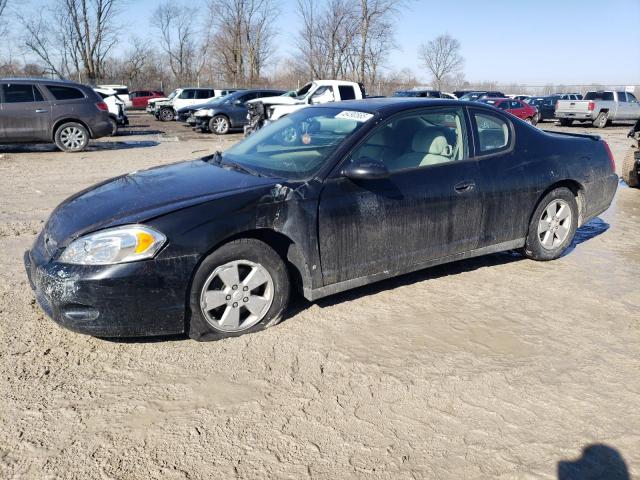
[453,90,474,98]
[526,96,560,123]
[97,85,130,106]
[0,78,112,152]
[458,91,507,101]
[190,89,286,134]
[245,80,365,134]
[479,97,539,124]
[510,95,531,101]
[556,93,583,101]
[394,90,443,98]
[94,87,129,135]
[24,98,617,339]
[146,89,177,114]
[154,88,241,121]
[556,90,640,128]
[129,90,165,109]
[622,118,640,188]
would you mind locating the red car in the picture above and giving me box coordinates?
[480,98,539,125]
[129,90,165,109]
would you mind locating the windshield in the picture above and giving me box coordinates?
[294,82,314,100]
[459,92,482,101]
[282,90,297,97]
[223,107,373,179]
[166,90,178,100]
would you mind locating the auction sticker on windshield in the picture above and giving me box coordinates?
[335,111,374,122]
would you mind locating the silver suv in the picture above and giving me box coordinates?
[0,78,112,152]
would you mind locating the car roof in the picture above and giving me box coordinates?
[482,97,509,101]
[0,77,87,87]
[310,98,494,115]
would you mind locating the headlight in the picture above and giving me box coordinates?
[195,109,214,117]
[58,225,166,265]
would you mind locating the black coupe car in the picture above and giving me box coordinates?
[25,98,618,340]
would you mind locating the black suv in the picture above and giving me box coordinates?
[0,78,112,152]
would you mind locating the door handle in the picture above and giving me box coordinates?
[454,180,475,193]
[35,109,48,113]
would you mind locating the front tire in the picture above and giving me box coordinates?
[54,122,89,152]
[209,115,230,135]
[188,238,290,341]
[159,107,174,122]
[523,187,578,261]
[622,146,639,187]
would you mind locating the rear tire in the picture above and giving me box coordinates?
[188,238,290,341]
[54,122,89,152]
[594,112,608,128]
[622,146,639,188]
[108,117,118,136]
[522,187,578,261]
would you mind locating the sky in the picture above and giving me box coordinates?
[19,0,640,86]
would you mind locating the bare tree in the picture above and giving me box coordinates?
[21,0,121,83]
[418,34,464,90]
[210,0,278,86]
[0,0,8,35]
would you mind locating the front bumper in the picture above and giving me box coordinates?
[24,249,197,337]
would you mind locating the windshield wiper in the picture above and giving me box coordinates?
[221,159,265,177]
[208,150,264,177]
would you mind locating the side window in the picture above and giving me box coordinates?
[2,84,43,103]
[497,101,510,110]
[310,86,335,104]
[350,108,468,172]
[193,90,210,99]
[472,111,510,155]
[616,92,628,102]
[47,85,85,100]
[628,93,638,103]
[237,92,258,103]
[338,85,356,100]
[510,100,522,109]
[33,85,44,101]
[602,92,614,101]
[178,90,195,99]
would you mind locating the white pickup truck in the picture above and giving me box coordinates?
[555,90,640,128]
[245,80,365,134]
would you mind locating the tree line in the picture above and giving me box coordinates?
[0,0,470,95]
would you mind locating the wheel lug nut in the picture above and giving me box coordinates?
[243,297,248,302]
[232,285,238,290]
[243,286,248,291]
[226,295,231,300]
[233,302,238,308]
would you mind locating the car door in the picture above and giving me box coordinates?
[317,106,483,285]
[469,108,532,248]
[627,92,640,120]
[616,92,631,120]
[174,89,196,110]
[0,83,52,141]
[229,92,258,125]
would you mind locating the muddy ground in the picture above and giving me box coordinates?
[1,112,639,479]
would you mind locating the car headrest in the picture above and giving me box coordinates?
[412,129,451,156]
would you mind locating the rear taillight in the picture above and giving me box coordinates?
[588,101,595,111]
[96,102,108,112]
[602,141,615,172]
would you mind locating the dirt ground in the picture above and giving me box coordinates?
[1,112,638,479]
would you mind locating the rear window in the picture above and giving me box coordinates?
[47,85,85,100]
[338,85,356,100]
[584,91,614,101]
[2,83,44,103]
[472,110,510,155]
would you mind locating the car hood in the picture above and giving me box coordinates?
[44,158,278,246]
[247,96,305,106]
[148,97,168,104]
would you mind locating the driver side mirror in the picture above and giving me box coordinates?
[343,158,390,180]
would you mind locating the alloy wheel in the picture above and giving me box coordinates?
[60,126,86,150]
[199,260,274,332]
[537,199,572,249]
[212,117,229,134]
